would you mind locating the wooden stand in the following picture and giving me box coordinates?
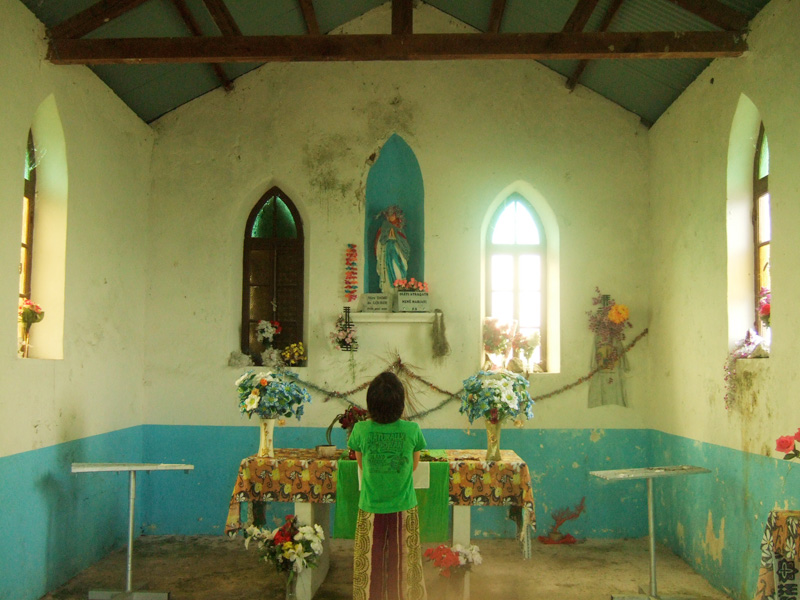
[71,463,194,600]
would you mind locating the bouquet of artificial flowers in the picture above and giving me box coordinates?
[236,370,311,420]
[325,404,368,445]
[256,319,281,345]
[330,314,357,350]
[281,342,307,366]
[424,543,482,577]
[244,515,324,579]
[460,370,534,425]
[18,299,44,329]
[394,277,429,293]
[776,429,800,460]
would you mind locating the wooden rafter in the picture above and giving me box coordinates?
[566,0,625,90]
[201,0,241,37]
[298,0,320,35]
[562,0,601,33]
[665,0,749,31]
[392,0,413,36]
[48,0,150,40]
[47,30,748,65]
[487,0,507,33]
[171,0,232,90]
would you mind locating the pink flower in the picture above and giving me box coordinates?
[794,428,800,442]
[776,435,795,453]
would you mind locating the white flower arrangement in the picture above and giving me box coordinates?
[244,516,325,575]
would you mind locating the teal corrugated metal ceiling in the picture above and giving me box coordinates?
[21,0,768,124]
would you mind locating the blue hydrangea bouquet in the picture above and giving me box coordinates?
[459,370,534,425]
[236,370,312,420]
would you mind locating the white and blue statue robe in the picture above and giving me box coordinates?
[375,218,410,294]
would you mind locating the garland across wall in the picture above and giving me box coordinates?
[294,328,649,421]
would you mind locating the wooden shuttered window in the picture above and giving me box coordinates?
[242,187,305,362]
[20,130,36,301]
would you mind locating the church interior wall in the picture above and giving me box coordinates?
[646,0,800,596]
[1,0,798,598]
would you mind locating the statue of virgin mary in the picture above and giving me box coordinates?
[374,205,410,294]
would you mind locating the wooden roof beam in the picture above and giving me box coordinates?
[562,0,601,33]
[171,0,233,90]
[47,30,748,64]
[201,0,242,37]
[392,0,413,36]
[298,0,321,35]
[665,0,749,31]
[48,0,150,40]
[566,0,625,90]
[487,0,507,33]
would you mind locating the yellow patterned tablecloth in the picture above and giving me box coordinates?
[226,448,536,534]
[755,510,800,600]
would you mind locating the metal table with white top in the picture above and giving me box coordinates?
[590,465,710,600]
[71,462,194,600]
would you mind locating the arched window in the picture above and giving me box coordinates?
[753,124,770,338]
[486,194,546,368]
[241,186,305,364]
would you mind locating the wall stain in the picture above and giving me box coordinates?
[702,511,725,564]
[301,134,355,202]
[590,429,605,443]
[365,93,417,144]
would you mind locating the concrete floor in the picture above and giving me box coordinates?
[39,535,733,600]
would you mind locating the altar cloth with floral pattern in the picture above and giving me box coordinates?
[755,510,800,600]
[225,448,535,535]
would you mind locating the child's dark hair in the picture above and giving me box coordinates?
[366,371,405,424]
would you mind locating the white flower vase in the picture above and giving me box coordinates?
[258,418,276,458]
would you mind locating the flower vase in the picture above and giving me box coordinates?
[258,418,276,458]
[485,420,502,461]
[285,572,298,600]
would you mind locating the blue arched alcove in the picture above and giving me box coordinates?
[364,134,424,293]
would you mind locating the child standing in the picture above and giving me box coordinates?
[348,371,428,600]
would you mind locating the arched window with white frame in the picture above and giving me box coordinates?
[485,194,546,370]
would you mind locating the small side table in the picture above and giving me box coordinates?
[71,462,194,600]
[591,465,710,600]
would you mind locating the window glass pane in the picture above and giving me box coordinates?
[518,255,541,291]
[759,243,771,291]
[491,292,513,323]
[491,255,513,291]
[759,133,770,178]
[251,197,298,239]
[519,292,541,328]
[758,193,771,243]
[519,326,541,363]
[491,205,516,244]
[514,203,540,245]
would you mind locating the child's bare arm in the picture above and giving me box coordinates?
[356,451,363,469]
[412,451,420,471]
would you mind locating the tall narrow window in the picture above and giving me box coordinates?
[20,130,36,302]
[242,187,305,364]
[754,124,770,337]
[486,194,546,368]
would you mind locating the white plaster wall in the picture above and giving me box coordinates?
[647,0,800,454]
[0,0,154,457]
[145,4,652,433]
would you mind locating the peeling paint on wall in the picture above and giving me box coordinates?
[702,511,725,564]
[590,429,605,443]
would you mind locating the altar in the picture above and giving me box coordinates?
[226,448,536,598]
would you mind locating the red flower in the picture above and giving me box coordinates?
[794,429,800,442]
[759,303,770,317]
[424,545,461,577]
[271,321,282,334]
[776,435,795,454]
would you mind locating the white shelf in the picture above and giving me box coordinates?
[351,312,435,324]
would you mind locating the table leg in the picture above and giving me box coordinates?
[88,472,170,600]
[294,503,331,600]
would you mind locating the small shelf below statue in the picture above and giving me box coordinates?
[351,312,435,324]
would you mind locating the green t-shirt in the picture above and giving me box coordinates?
[348,419,427,514]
